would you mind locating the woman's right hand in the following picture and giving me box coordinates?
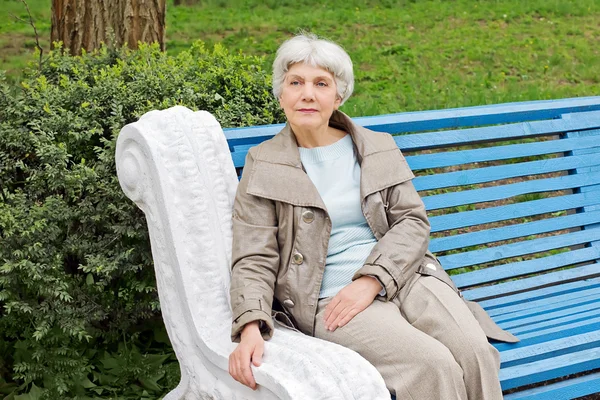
[229,321,264,390]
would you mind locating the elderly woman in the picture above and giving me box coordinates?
[228,33,517,400]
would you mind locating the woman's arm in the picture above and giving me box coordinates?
[352,178,430,301]
[230,148,280,343]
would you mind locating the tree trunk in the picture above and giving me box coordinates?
[51,0,166,54]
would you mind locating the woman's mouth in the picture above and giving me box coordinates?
[298,108,318,113]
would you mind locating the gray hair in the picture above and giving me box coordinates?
[272,33,354,105]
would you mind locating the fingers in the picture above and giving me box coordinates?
[229,347,258,390]
[324,296,340,321]
[241,357,256,390]
[325,299,351,331]
[252,341,264,366]
[328,305,354,332]
[336,307,360,329]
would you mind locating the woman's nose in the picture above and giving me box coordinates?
[301,84,315,101]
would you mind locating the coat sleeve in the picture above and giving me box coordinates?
[352,178,430,302]
[229,148,279,343]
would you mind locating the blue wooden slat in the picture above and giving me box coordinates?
[495,320,600,353]
[423,169,600,211]
[231,132,600,169]
[224,97,600,142]
[453,246,600,288]
[461,263,600,301]
[406,134,600,170]
[507,309,600,337]
[492,293,600,325]
[487,286,600,317]
[429,191,600,232]
[413,154,600,191]
[499,348,600,390]
[393,112,600,151]
[430,210,600,253]
[496,320,600,354]
[232,150,250,168]
[440,229,600,270]
[497,303,600,331]
[479,278,600,310]
[503,371,600,400]
[423,171,600,211]
[231,129,600,158]
[500,331,600,367]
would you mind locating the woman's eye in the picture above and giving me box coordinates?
[316,81,328,87]
[290,81,301,86]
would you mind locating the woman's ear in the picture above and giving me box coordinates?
[334,95,342,110]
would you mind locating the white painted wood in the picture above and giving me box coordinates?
[116,106,390,400]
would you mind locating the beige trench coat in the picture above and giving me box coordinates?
[230,110,518,344]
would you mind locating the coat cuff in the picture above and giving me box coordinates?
[353,253,401,301]
[366,275,387,296]
[231,299,274,343]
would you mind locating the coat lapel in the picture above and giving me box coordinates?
[246,124,328,211]
[330,111,415,202]
[245,111,415,210]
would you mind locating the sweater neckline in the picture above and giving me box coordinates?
[298,134,354,164]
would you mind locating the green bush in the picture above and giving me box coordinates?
[0,42,284,399]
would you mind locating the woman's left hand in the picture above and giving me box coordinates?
[323,276,382,332]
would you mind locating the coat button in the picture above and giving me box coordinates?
[283,299,295,308]
[302,210,315,223]
[292,252,304,265]
[425,263,437,271]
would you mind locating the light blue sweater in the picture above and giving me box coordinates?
[298,134,379,299]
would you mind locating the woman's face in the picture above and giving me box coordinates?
[279,63,341,132]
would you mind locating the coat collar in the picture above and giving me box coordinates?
[246,110,414,211]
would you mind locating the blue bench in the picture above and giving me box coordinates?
[224,97,600,399]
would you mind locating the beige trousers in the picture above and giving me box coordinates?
[314,276,502,400]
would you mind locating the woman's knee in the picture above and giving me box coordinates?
[453,333,500,370]
[417,344,463,379]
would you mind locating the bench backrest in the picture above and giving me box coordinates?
[225,97,600,297]
[225,97,600,392]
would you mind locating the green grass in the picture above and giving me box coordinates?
[2,0,599,116]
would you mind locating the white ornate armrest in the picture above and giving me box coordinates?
[115,106,390,400]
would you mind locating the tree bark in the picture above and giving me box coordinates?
[51,0,166,54]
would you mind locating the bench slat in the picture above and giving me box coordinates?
[452,246,600,288]
[499,347,600,390]
[394,112,600,151]
[498,303,600,331]
[496,320,600,352]
[405,134,600,171]
[487,286,600,317]
[230,130,600,169]
[414,154,600,191]
[503,371,600,400]
[429,191,599,232]
[493,293,600,325]
[223,97,600,142]
[422,171,600,211]
[500,331,600,367]
[461,263,600,300]
[430,210,600,253]
[440,229,600,271]
[507,309,600,338]
[479,278,600,310]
